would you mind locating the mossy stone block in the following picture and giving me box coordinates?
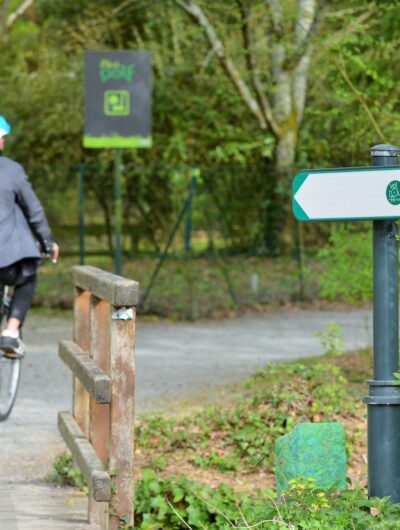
[275,422,346,493]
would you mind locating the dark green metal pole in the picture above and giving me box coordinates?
[364,144,400,502]
[78,164,85,265]
[114,149,123,275]
[184,168,199,252]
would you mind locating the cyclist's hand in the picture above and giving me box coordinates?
[51,242,60,263]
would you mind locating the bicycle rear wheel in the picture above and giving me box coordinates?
[0,355,21,421]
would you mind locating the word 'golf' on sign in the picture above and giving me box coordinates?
[84,50,152,149]
[292,167,400,221]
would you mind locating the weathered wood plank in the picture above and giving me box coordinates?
[73,287,91,438]
[58,412,111,502]
[59,340,112,404]
[89,296,111,528]
[73,266,139,306]
[0,482,100,530]
[108,307,136,530]
[0,486,18,530]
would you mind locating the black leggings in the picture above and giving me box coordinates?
[0,260,38,324]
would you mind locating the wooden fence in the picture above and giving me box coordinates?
[58,265,139,530]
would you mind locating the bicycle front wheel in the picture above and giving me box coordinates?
[0,356,21,421]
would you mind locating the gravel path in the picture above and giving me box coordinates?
[0,308,373,485]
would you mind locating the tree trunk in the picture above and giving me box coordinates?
[262,127,298,255]
[173,0,318,254]
[275,129,297,175]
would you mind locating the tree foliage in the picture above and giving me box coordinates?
[0,0,399,253]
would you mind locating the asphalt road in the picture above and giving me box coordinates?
[0,308,372,482]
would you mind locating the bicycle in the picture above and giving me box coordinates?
[0,286,22,421]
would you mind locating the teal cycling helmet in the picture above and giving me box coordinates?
[0,116,11,138]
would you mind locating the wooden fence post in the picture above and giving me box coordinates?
[73,287,90,437]
[89,295,111,528]
[109,306,136,530]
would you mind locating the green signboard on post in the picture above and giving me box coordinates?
[83,50,152,275]
[84,50,152,149]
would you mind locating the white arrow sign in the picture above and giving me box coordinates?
[293,167,400,221]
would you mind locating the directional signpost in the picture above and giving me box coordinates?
[293,166,400,221]
[293,144,400,503]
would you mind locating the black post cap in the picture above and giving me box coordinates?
[370,144,400,157]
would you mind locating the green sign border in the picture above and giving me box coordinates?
[83,135,152,149]
[292,166,400,222]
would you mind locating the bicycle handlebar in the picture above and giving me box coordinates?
[41,253,57,264]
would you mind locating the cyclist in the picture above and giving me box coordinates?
[0,115,59,357]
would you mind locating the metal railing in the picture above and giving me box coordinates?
[58,265,139,529]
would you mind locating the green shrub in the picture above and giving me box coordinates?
[318,224,372,303]
[316,321,345,357]
[135,470,400,529]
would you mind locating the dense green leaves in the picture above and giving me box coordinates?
[135,470,400,529]
[318,224,373,303]
[1,0,399,253]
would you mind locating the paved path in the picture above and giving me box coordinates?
[0,308,373,527]
[136,308,372,409]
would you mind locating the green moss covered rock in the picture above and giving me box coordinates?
[275,422,347,493]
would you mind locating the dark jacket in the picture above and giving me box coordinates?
[0,156,53,268]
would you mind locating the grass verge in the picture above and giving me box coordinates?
[35,255,321,320]
[134,348,369,491]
